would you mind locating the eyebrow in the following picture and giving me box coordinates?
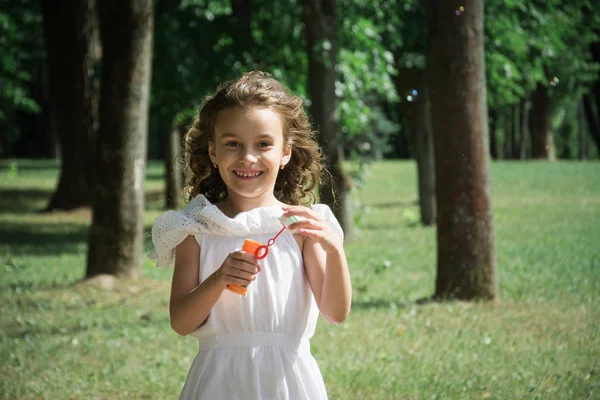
[219,133,277,140]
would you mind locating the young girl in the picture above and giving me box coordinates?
[151,71,352,399]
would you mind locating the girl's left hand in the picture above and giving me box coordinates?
[281,206,342,254]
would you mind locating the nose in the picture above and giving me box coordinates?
[240,147,258,164]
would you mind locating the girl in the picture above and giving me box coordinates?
[151,71,352,399]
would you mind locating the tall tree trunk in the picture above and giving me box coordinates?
[582,94,600,155]
[87,0,153,278]
[589,38,600,148]
[302,0,355,240]
[41,0,97,211]
[427,0,498,300]
[165,116,184,209]
[489,108,498,159]
[577,100,587,160]
[502,109,512,159]
[395,67,436,226]
[511,103,520,158]
[383,101,411,159]
[530,82,555,160]
[519,98,529,159]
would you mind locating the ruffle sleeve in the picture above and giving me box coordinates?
[149,195,211,268]
[149,211,201,268]
[311,204,344,242]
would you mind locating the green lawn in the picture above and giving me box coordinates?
[1,159,599,399]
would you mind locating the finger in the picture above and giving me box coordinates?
[282,206,319,220]
[224,269,256,282]
[227,259,260,274]
[297,227,329,242]
[229,251,261,266]
[287,219,323,232]
[226,276,255,286]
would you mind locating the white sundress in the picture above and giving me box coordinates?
[150,194,344,400]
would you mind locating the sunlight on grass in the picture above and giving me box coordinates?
[1,160,599,399]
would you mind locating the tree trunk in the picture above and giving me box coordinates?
[582,94,600,155]
[589,38,600,149]
[502,109,511,159]
[577,100,587,160]
[395,67,436,226]
[165,117,184,209]
[41,0,97,211]
[519,98,529,159]
[530,82,555,160]
[489,108,498,159]
[427,0,498,300]
[511,103,520,158]
[87,0,153,278]
[302,0,355,240]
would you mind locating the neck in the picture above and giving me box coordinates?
[218,192,282,217]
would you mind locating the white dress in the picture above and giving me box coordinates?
[150,195,344,400]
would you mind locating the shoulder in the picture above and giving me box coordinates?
[310,203,335,220]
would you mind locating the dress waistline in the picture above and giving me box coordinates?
[197,332,310,352]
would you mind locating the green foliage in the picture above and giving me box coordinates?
[0,1,42,117]
[486,0,600,109]
[0,0,44,153]
[3,0,598,161]
[1,160,599,398]
[4,160,18,179]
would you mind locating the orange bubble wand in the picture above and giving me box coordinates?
[226,215,299,296]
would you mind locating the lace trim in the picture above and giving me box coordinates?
[149,195,344,268]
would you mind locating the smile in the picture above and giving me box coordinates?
[234,170,263,178]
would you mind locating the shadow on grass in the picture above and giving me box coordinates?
[351,295,440,310]
[0,189,52,213]
[5,313,170,340]
[351,297,411,310]
[0,220,90,256]
[0,187,166,214]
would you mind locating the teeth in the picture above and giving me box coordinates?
[235,171,261,178]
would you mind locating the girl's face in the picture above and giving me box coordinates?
[209,106,291,207]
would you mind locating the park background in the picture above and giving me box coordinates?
[1,0,599,399]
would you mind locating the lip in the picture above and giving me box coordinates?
[233,170,264,179]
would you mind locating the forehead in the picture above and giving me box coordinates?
[214,106,284,139]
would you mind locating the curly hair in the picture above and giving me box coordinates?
[184,71,324,206]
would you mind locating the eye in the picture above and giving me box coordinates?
[258,141,273,148]
[225,141,240,147]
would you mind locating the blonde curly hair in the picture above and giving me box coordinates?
[184,71,324,206]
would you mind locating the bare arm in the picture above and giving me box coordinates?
[283,207,352,324]
[169,235,261,336]
[303,239,352,324]
[169,236,223,336]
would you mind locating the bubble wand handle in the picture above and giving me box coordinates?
[226,221,291,296]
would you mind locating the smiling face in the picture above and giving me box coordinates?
[208,106,291,210]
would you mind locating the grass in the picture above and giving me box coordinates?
[1,159,599,399]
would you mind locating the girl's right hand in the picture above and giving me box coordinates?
[214,251,261,289]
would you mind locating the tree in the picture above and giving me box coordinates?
[86,0,153,278]
[530,80,556,159]
[427,0,498,300]
[582,28,600,155]
[301,0,355,240]
[395,67,435,225]
[40,0,98,210]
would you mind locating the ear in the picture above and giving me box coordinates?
[208,141,217,164]
[281,144,292,167]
